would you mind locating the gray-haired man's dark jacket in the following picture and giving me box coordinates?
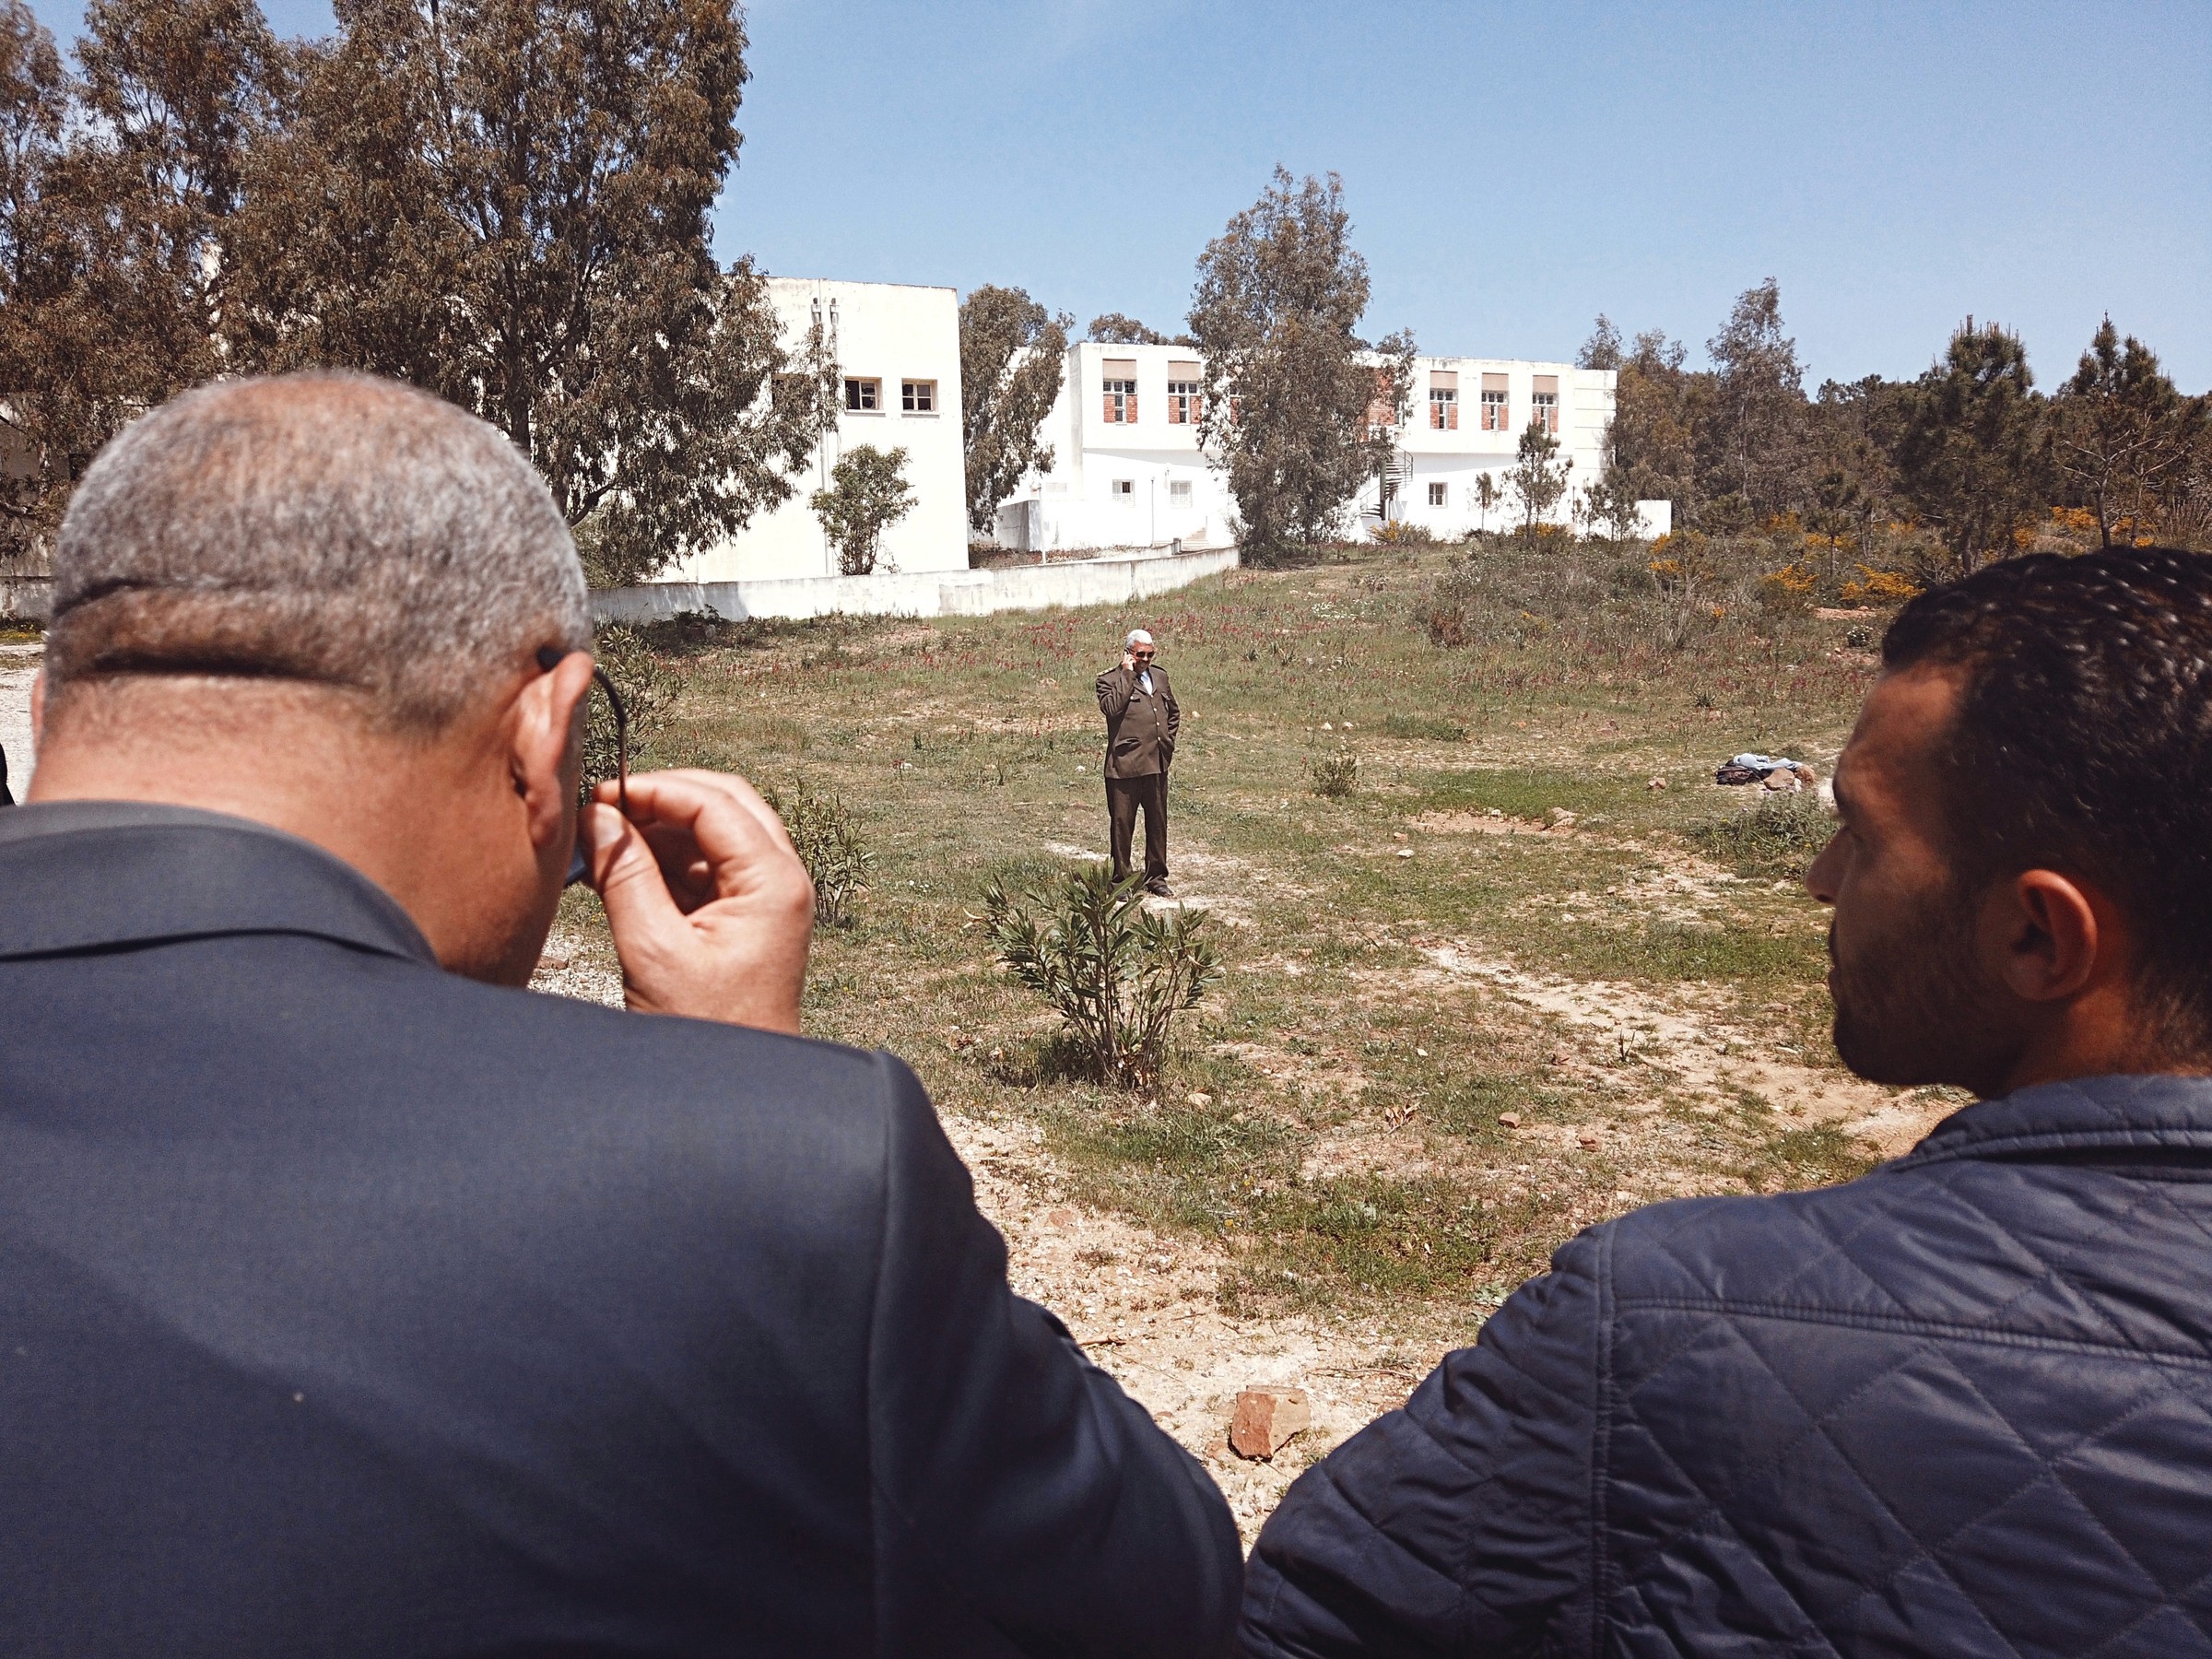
[1095,664,1178,778]
[1240,1074,2212,1656]
[0,803,1241,1657]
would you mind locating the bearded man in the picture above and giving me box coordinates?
[1239,547,2212,1656]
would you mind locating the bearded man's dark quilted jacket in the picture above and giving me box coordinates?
[1240,1076,2212,1656]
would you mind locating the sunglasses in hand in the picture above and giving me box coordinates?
[537,646,629,887]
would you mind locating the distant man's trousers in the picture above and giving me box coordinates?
[1106,771,1169,885]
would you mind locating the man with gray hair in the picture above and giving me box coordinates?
[1095,627,1180,896]
[0,373,1240,1654]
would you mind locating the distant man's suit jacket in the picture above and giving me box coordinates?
[1094,665,1179,779]
[0,803,1241,1657]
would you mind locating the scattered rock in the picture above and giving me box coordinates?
[1498,1112,1524,1128]
[1394,847,1415,858]
[1230,1388,1311,1460]
[1046,1208,1077,1229]
[1646,777,1667,791]
[1187,1091,1214,1108]
[1578,1132,1602,1149]
[1762,771,1799,792]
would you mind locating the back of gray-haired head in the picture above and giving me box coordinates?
[47,371,590,730]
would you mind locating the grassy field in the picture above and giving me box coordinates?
[547,539,1959,1339]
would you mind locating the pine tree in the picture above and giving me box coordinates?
[1893,321,2044,574]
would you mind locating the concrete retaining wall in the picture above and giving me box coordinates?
[1,577,51,621]
[590,546,1239,626]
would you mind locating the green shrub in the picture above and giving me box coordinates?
[1382,712,1468,742]
[586,622,678,786]
[1689,791,1834,879]
[765,781,874,927]
[1311,751,1358,797]
[983,862,1222,1090]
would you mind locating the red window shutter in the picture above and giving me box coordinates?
[1448,403,1459,431]
[1129,396,1137,424]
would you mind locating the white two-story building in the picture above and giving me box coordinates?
[993,342,1646,553]
[665,277,971,583]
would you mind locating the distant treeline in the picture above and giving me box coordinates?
[1582,281,2210,570]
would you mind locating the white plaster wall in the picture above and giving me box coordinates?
[1377,359,1617,535]
[593,547,1239,624]
[671,277,969,582]
[1001,346,1625,547]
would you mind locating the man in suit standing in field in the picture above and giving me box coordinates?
[1096,628,1179,897]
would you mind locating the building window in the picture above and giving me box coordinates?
[843,377,880,413]
[1532,374,1559,434]
[1112,478,1135,499]
[1102,358,1138,423]
[1168,359,1201,424]
[1428,482,1448,507]
[901,379,935,414]
[1429,371,1459,430]
[1480,372,1510,432]
[1169,479,1193,506]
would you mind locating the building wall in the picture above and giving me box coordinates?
[995,342,1231,553]
[670,277,969,582]
[995,344,1630,551]
[592,546,1239,625]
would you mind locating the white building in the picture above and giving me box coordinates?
[994,342,1659,552]
[665,277,970,583]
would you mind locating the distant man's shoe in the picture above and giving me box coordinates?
[1146,878,1172,898]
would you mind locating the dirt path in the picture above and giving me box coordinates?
[529,924,1443,1544]
[1418,944,1953,1157]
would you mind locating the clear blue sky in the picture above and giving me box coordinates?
[32,0,2212,390]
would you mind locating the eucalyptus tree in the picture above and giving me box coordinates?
[959,284,1067,535]
[1187,167,1412,559]
[226,0,830,586]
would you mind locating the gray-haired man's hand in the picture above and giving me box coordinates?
[582,770,815,1034]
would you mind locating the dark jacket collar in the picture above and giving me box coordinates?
[0,801,436,965]
[1893,1072,2212,1168]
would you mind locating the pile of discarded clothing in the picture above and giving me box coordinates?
[1714,752,1818,790]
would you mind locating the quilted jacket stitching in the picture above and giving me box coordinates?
[1613,1314,2033,1657]
[1609,1301,2212,1370]
[1931,1169,2163,1353]
[1590,1221,1616,1659]
[2084,1552,2212,1657]
[1811,1343,2203,1650]
[1604,1160,2183,1650]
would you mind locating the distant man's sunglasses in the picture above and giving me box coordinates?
[537,646,629,887]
